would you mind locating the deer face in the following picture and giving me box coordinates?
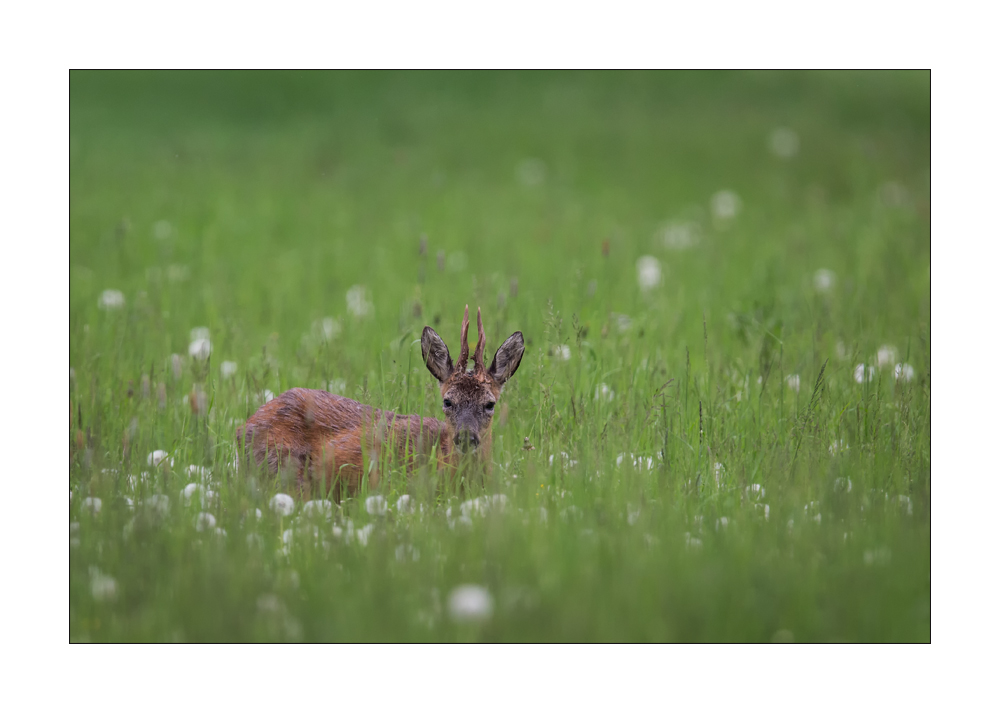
[421,306,525,454]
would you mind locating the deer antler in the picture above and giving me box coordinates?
[456,305,470,372]
[473,307,486,374]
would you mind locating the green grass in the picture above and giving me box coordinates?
[70,70,930,642]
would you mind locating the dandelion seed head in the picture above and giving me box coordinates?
[148,450,172,467]
[188,338,211,360]
[636,255,662,291]
[303,500,333,519]
[365,495,388,516]
[98,289,125,310]
[89,567,118,601]
[195,512,216,531]
[448,584,494,623]
[269,493,295,516]
[711,190,742,220]
[876,345,898,367]
[813,269,836,293]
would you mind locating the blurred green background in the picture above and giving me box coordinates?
[70,71,930,642]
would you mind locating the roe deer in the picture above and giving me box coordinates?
[237,306,524,500]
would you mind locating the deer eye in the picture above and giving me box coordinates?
[485,402,495,411]
[443,398,453,409]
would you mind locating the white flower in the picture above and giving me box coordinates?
[814,269,835,293]
[326,379,346,394]
[659,221,700,250]
[517,158,546,187]
[262,389,275,404]
[190,326,210,342]
[189,338,211,360]
[553,345,571,361]
[89,567,118,601]
[897,495,913,515]
[395,494,413,514]
[636,255,662,291]
[181,483,201,502]
[615,453,654,471]
[171,354,183,380]
[715,517,729,531]
[711,190,742,220]
[365,495,388,515]
[303,500,334,519]
[354,523,375,546]
[187,466,212,486]
[895,363,915,382]
[346,285,374,318]
[147,450,172,467]
[745,484,765,500]
[98,289,125,310]
[768,127,800,158]
[836,341,849,360]
[447,585,494,623]
[220,361,238,379]
[754,503,770,520]
[594,383,615,402]
[786,374,801,392]
[82,497,102,514]
[876,345,898,367]
[714,462,726,485]
[270,493,295,516]
[854,363,876,384]
[834,477,853,493]
[195,512,216,531]
[683,532,703,550]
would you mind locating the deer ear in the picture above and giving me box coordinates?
[421,326,453,382]
[488,331,525,387]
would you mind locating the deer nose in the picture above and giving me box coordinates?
[456,430,480,451]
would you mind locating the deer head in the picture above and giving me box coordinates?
[420,306,524,454]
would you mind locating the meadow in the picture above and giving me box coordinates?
[69,70,930,642]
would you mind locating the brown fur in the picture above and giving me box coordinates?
[237,306,524,500]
